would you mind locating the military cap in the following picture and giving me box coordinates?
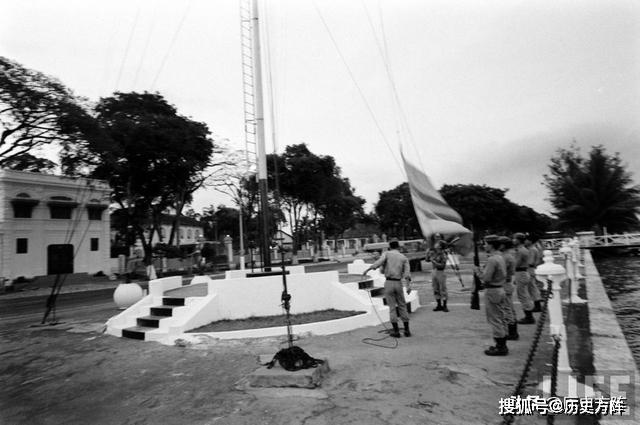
[513,232,526,241]
[498,236,512,248]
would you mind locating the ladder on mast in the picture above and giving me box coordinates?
[240,0,258,172]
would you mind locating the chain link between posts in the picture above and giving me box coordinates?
[501,278,554,425]
[546,336,561,425]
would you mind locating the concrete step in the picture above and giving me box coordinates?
[358,279,374,290]
[136,315,165,328]
[122,326,156,340]
[162,297,185,306]
[150,306,177,317]
[366,287,385,298]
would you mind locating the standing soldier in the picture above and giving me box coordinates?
[362,239,412,337]
[525,234,543,312]
[473,235,509,356]
[499,236,518,340]
[428,240,449,312]
[513,233,535,324]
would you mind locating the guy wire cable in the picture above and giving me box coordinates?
[361,280,399,349]
[115,0,141,91]
[363,0,427,176]
[151,0,193,90]
[132,3,157,89]
[311,0,404,176]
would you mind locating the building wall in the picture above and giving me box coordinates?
[0,170,111,280]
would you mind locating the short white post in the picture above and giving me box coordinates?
[224,235,234,270]
[536,250,578,397]
[569,238,584,280]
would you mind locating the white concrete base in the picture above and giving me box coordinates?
[106,269,421,345]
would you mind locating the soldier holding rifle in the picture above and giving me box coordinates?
[473,235,509,356]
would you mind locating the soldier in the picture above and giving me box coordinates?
[525,234,543,312]
[473,235,509,356]
[428,240,449,312]
[362,239,412,337]
[499,236,518,340]
[513,232,535,324]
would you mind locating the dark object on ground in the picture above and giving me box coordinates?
[265,346,325,371]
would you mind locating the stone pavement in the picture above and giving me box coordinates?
[0,268,559,425]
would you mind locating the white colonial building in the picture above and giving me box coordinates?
[0,169,111,281]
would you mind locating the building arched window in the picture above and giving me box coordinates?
[11,193,39,218]
[86,198,108,221]
[48,196,78,219]
[187,229,192,239]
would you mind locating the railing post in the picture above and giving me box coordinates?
[536,250,579,397]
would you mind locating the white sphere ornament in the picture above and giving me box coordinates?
[113,282,144,309]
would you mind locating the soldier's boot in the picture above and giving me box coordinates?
[517,310,536,325]
[389,322,401,338]
[433,300,443,311]
[403,321,411,337]
[506,323,519,340]
[442,300,449,312]
[532,300,542,312]
[485,337,509,356]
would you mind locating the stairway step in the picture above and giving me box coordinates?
[367,287,385,298]
[150,306,176,317]
[122,326,156,340]
[136,315,165,328]
[163,297,185,306]
[358,279,374,290]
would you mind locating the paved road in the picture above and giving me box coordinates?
[0,289,121,328]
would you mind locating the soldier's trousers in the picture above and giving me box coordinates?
[515,271,534,311]
[432,270,447,300]
[384,279,409,323]
[502,280,516,325]
[485,287,507,338]
[528,269,542,301]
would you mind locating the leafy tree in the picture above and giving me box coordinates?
[374,182,419,238]
[375,182,551,238]
[1,153,56,173]
[61,92,215,265]
[543,144,640,234]
[0,56,97,167]
[261,144,365,252]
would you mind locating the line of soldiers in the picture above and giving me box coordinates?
[473,232,544,356]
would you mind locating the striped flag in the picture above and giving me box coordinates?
[402,152,473,254]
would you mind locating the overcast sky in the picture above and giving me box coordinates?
[2,0,639,216]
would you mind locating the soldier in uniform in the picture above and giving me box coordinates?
[499,236,518,340]
[473,235,509,356]
[362,239,412,337]
[513,232,535,324]
[428,240,449,312]
[525,234,543,312]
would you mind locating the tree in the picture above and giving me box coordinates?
[61,91,215,265]
[262,144,365,252]
[1,153,56,173]
[543,144,640,234]
[375,182,551,238]
[0,56,97,167]
[374,182,419,238]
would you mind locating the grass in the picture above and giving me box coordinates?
[189,309,366,332]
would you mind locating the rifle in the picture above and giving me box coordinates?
[470,234,481,310]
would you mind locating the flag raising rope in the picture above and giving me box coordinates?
[402,151,473,255]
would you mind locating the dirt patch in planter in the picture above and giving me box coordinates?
[190,309,366,332]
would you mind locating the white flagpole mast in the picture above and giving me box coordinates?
[250,0,271,270]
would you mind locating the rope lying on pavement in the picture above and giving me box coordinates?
[501,279,553,425]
